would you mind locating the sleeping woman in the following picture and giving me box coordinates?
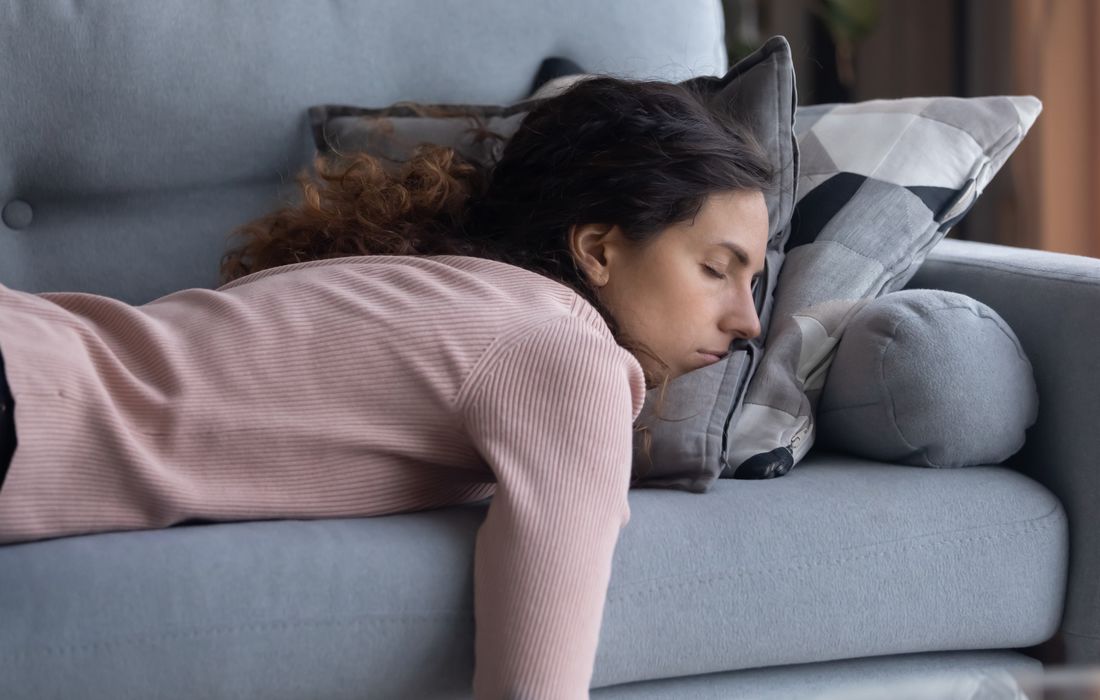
[0,75,772,698]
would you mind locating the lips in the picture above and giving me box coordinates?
[699,349,730,359]
[697,350,728,365]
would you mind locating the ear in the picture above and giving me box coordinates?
[568,223,619,288]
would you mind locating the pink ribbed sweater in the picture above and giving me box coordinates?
[0,254,646,699]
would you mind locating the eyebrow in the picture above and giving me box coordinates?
[715,242,766,275]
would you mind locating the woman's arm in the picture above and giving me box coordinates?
[458,315,644,700]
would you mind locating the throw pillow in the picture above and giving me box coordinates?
[815,289,1038,467]
[309,100,531,173]
[725,95,1042,479]
[307,36,801,494]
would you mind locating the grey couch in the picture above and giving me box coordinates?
[0,1,1093,697]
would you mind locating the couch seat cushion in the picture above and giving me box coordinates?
[0,452,1067,698]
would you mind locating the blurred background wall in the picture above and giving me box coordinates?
[723,0,1100,258]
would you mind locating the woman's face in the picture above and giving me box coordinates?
[570,189,769,386]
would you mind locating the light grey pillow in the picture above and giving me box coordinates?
[816,289,1038,467]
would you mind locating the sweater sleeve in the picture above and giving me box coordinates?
[456,315,645,700]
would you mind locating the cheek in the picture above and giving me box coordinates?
[635,268,707,340]
[605,256,714,354]
[607,273,669,341]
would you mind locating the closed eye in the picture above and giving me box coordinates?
[702,264,726,280]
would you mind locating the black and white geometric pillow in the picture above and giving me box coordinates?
[724,95,1042,479]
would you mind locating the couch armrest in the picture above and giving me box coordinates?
[905,237,1100,663]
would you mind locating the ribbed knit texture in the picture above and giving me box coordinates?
[0,254,646,699]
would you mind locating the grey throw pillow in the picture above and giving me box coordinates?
[724,94,1042,480]
[307,36,801,494]
[816,289,1038,467]
[309,101,530,172]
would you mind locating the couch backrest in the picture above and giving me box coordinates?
[0,0,727,303]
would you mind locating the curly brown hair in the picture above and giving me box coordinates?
[219,75,775,480]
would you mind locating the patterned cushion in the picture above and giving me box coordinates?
[725,96,1042,479]
[307,37,800,493]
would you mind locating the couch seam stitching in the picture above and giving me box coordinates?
[0,614,463,662]
[606,510,1062,603]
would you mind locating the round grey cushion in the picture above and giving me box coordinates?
[816,289,1038,467]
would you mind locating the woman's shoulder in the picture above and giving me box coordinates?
[425,255,612,326]
[217,253,603,321]
[454,312,647,423]
[210,253,621,348]
[216,253,569,296]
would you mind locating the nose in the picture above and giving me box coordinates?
[719,290,762,341]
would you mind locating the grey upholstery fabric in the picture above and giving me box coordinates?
[0,0,725,302]
[0,452,1065,697]
[817,289,1038,468]
[905,237,1100,664]
[724,96,1042,480]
